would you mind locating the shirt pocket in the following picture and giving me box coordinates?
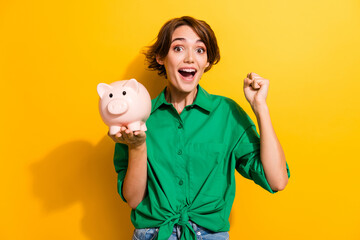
[186,143,229,197]
[187,142,227,165]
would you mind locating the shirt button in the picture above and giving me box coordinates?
[179,180,184,185]
[177,150,182,155]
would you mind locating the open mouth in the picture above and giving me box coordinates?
[178,68,197,80]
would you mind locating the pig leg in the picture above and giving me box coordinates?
[140,122,147,131]
[109,125,121,135]
[127,121,141,131]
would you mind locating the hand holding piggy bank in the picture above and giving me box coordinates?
[97,79,152,135]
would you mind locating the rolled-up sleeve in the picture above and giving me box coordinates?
[113,143,129,202]
[234,125,290,193]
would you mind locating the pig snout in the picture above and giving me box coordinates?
[107,100,128,115]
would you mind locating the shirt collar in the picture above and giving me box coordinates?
[151,85,213,114]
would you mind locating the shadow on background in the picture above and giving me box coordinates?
[31,54,166,239]
[31,136,133,239]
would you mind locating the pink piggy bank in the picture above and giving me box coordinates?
[97,78,152,135]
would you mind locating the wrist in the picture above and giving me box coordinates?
[128,141,147,152]
[253,102,269,119]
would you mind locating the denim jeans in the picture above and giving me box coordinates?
[132,221,229,240]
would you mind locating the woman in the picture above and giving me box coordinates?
[109,16,290,240]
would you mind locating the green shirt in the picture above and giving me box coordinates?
[114,85,290,240]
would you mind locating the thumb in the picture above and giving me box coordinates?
[257,80,269,96]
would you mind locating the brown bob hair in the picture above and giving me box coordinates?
[144,16,220,77]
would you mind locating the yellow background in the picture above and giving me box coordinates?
[1,0,359,239]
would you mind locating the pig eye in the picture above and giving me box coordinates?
[122,91,126,96]
[109,93,113,98]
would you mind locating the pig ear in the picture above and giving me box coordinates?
[124,78,139,93]
[97,83,112,98]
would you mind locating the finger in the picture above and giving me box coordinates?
[123,129,134,141]
[251,79,261,89]
[245,77,261,90]
[244,78,252,88]
[257,79,269,91]
[127,130,134,139]
[256,79,266,86]
[115,132,124,140]
[250,72,261,79]
[134,131,146,138]
[119,126,128,137]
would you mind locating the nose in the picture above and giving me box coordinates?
[184,49,194,63]
[107,100,128,115]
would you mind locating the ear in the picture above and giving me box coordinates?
[97,83,112,98]
[124,78,139,93]
[156,55,164,65]
[205,62,210,68]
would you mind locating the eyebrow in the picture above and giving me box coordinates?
[171,38,204,44]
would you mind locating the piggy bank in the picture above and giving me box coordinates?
[97,78,152,135]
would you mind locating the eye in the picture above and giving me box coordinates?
[174,46,183,52]
[196,48,206,54]
[109,93,113,98]
[122,91,126,96]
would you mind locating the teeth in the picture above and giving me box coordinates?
[179,68,196,72]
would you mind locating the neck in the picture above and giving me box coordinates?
[165,85,198,114]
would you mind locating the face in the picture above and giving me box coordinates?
[157,25,210,94]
